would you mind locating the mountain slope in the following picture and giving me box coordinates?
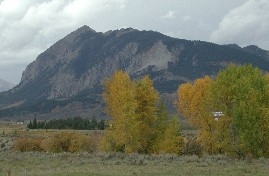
[1,25,269,119]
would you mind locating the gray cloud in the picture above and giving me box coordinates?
[162,10,176,19]
[210,0,269,49]
[0,0,126,65]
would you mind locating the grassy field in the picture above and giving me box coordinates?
[1,121,269,176]
[0,121,98,138]
[1,151,269,176]
[0,121,26,136]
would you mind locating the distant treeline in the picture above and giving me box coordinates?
[27,117,106,130]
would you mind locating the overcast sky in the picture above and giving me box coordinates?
[0,0,268,84]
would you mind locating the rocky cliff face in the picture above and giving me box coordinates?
[20,26,178,99]
[1,25,269,119]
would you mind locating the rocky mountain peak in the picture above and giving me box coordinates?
[243,45,269,59]
[2,26,269,119]
[75,25,96,34]
[20,25,98,84]
[114,28,138,37]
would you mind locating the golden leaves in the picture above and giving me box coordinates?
[102,71,182,154]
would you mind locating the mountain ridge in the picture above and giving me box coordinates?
[1,25,269,119]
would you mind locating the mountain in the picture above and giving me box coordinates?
[226,44,269,59]
[1,25,269,119]
[0,79,14,92]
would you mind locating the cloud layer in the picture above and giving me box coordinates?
[210,0,269,49]
[0,0,265,83]
[0,0,126,65]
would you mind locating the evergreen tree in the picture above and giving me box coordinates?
[91,118,98,130]
[27,121,33,129]
[97,119,105,130]
[32,117,37,129]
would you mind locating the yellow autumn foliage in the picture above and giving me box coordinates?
[102,71,182,154]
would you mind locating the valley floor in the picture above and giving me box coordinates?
[1,151,269,176]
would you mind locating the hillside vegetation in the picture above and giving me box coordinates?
[2,65,269,175]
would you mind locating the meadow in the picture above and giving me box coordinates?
[1,121,269,176]
[2,151,269,176]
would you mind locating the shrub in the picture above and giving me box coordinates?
[41,134,64,153]
[181,137,202,156]
[42,132,76,152]
[13,131,103,153]
[13,138,43,152]
[87,131,103,152]
[69,133,91,153]
[42,131,101,153]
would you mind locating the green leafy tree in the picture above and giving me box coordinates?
[208,65,269,157]
[177,64,269,158]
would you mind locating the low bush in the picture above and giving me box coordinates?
[13,131,103,153]
[13,138,43,152]
[41,132,93,153]
[181,137,202,156]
